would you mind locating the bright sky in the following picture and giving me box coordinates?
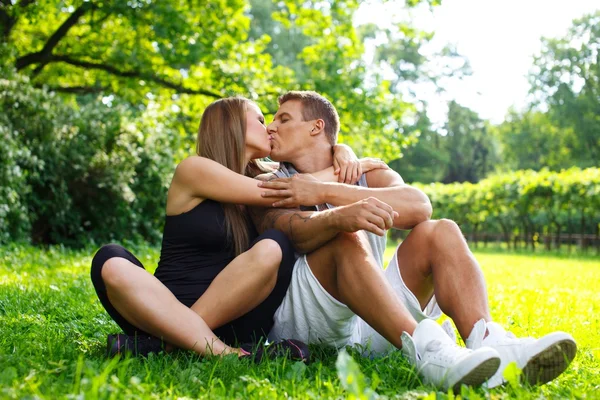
[357,0,599,127]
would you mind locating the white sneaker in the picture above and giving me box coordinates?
[466,319,577,388]
[401,319,501,392]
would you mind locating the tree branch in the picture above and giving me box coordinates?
[15,2,95,70]
[47,54,224,98]
[1,0,37,42]
[16,0,37,6]
[0,5,16,41]
[33,84,107,94]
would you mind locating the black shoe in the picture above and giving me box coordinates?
[242,339,310,364]
[107,333,164,357]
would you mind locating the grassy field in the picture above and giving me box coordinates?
[1,243,599,399]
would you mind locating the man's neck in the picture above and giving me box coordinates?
[287,146,333,174]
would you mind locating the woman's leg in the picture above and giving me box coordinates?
[91,244,240,356]
[91,244,148,336]
[191,229,296,344]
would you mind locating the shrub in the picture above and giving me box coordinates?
[0,70,180,246]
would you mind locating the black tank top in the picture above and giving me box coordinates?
[153,199,255,304]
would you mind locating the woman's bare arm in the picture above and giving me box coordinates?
[170,156,286,208]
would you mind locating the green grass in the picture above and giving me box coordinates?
[1,243,599,399]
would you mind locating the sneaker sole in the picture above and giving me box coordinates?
[522,337,577,386]
[451,356,501,392]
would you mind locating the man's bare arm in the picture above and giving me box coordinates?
[248,207,340,254]
[249,197,397,254]
[252,172,340,253]
[324,169,432,229]
[260,169,431,230]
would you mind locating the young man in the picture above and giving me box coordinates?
[249,91,576,391]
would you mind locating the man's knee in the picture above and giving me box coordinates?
[431,219,462,240]
[329,232,370,253]
[412,219,463,246]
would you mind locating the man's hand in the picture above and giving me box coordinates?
[331,197,398,237]
[258,174,324,208]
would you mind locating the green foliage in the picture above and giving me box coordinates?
[394,102,500,184]
[492,109,575,171]
[1,244,598,398]
[529,11,600,168]
[389,110,448,183]
[416,168,600,247]
[400,11,600,178]
[0,69,31,243]
[0,71,179,246]
[442,101,500,183]
[1,0,449,161]
[335,349,379,399]
[247,0,430,159]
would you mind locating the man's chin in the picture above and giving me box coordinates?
[268,151,283,162]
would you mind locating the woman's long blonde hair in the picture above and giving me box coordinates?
[196,97,269,256]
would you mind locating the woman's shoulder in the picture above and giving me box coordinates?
[174,156,222,180]
[176,155,215,170]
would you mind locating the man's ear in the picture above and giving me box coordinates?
[309,119,325,136]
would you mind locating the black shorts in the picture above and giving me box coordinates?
[90,229,295,346]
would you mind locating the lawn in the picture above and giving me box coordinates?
[1,243,599,399]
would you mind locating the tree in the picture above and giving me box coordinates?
[492,109,575,171]
[248,0,415,159]
[4,1,273,99]
[2,0,462,245]
[390,109,448,183]
[443,101,499,183]
[245,0,470,159]
[1,0,446,160]
[529,11,600,167]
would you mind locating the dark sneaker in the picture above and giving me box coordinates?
[107,333,164,357]
[242,339,310,364]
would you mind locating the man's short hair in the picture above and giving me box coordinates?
[279,91,339,145]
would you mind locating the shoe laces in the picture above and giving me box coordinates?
[424,340,469,364]
[486,326,535,350]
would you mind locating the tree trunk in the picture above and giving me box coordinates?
[568,210,573,253]
[596,223,600,256]
[580,210,586,252]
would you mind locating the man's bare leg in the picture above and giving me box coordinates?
[395,219,577,387]
[395,219,491,339]
[307,232,417,349]
[303,230,503,391]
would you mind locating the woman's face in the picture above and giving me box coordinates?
[245,102,271,159]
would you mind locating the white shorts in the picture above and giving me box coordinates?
[268,243,442,355]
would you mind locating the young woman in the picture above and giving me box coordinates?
[90,96,386,358]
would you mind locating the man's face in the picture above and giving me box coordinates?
[267,100,314,162]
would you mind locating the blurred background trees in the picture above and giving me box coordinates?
[0,1,598,248]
